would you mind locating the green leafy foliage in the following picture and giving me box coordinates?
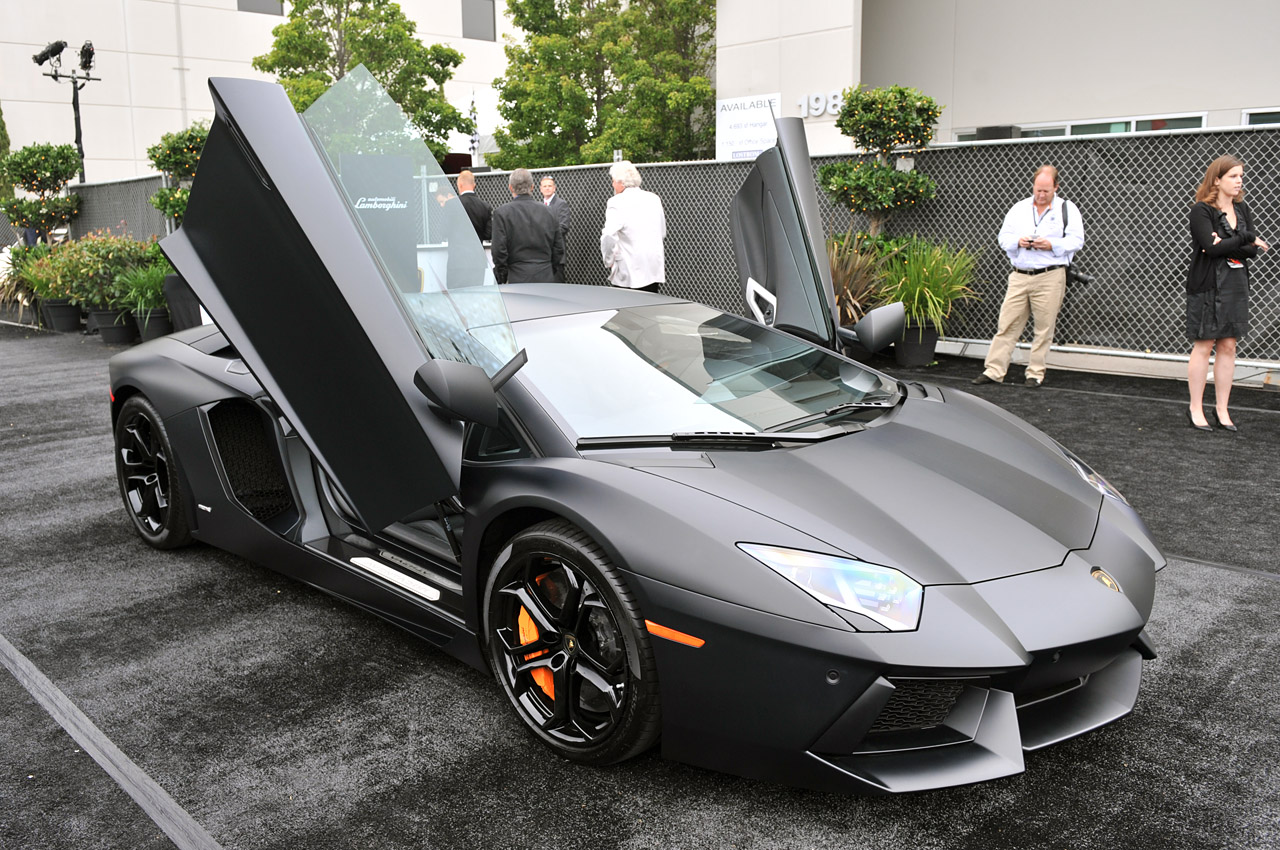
[22,230,155,308]
[490,0,715,168]
[835,84,942,156]
[826,230,904,326]
[252,0,472,162]
[821,84,943,237]
[0,143,81,195]
[0,101,11,199]
[818,160,936,223]
[147,122,208,183]
[116,259,172,316]
[878,238,977,334]
[1,195,82,235]
[1,242,53,313]
[0,143,82,236]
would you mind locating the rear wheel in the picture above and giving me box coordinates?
[483,519,660,765]
[114,395,192,549]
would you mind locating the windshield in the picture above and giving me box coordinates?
[301,65,517,376]
[511,302,899,439]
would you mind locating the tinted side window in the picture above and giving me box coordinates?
[465,417,532,461]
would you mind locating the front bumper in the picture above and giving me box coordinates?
[628,514,1159,794]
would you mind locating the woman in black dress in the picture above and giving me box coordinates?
[1185,156,1269,431]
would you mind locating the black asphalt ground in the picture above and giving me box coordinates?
[2,320,1278,850]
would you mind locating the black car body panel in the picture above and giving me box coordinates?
[108,70,1164,794]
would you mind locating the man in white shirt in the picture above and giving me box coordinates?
[974,165,1084,387]
[600,161,667,292]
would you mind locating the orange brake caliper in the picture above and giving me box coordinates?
[518,605,555,700]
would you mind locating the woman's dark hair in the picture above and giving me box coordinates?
[1194,155,1245,205]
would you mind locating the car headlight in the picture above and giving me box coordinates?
[738,544,923,631]
[1057,444,1129,505]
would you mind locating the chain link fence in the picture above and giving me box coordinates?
[23,127,1279,361]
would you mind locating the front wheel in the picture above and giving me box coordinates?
[114,394,192,549]
[483,519,660,765]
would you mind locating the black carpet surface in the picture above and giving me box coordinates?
[1,322,1277,850]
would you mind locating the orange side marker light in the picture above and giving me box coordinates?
[645,620,705,648]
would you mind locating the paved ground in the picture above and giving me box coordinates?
[1,321,1278,850]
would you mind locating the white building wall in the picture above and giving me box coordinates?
[862,0,1280,138]
[716,0,862,155]
[0,0,511,182]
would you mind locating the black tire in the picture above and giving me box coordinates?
[114,395,192,549]
[483,519,661,765]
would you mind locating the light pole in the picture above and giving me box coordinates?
[33,40,100,184]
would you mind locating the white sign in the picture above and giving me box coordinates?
[716,93,782,161]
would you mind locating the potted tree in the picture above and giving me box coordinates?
[879,239,977,367]
[147,121,208,227]
[817,85,942,238]
[0,143,82,243]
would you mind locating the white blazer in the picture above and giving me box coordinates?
[600,187,667,289]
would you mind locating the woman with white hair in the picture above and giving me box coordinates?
[600,160,667,292]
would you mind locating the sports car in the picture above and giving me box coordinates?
[108,67,1163,794]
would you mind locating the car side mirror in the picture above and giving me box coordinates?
[413,360,500,427]
[837,302,905,354]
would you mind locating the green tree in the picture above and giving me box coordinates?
[147,121,210,225]
[0,101,11,199]
[252,0,472,162]
[490,0,715,169]
[0,143,82,238]
[581,0,715,163]
[818,84,942,237]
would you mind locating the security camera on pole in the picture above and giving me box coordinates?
[32,39,100,183]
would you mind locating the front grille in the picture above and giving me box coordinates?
[869,679,966,733]
[207,400,294,522]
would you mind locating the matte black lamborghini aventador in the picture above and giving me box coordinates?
[108,67,1163,794]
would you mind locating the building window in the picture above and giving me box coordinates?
[462,0,496,41]
[1071,121,1130,136]
[1245,110,1280,125]
[1134,116,1203,131]
[237,0,283,13]
[1019,127,1066,138]
[954,131,977,142]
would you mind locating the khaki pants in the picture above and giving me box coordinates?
[983,266,1067,382]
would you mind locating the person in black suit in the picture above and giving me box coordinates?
[540,175,571,248]
[491,168,564,284]
[455,170,491,241]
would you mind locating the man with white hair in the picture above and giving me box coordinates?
[600,160,667,292]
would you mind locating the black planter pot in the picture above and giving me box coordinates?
[134,308,174,342]
[894,323,940,367]
[90,309,139,345]
[42,298,83,332]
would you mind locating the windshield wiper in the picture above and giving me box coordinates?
[772,398,897,433]
[576,426,859,451]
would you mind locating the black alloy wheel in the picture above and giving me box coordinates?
[484,519,660,765]
[114,395,192,549]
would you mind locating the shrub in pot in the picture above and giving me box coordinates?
[879,239,977,366]
[116,254,174,341]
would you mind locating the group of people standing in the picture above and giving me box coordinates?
[974,157,1268,431]
[451,161,667,293]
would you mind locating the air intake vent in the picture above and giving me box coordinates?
[869,679,966,733]
[207,400,294,522]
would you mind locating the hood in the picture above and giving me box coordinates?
[629,389,1101,586]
